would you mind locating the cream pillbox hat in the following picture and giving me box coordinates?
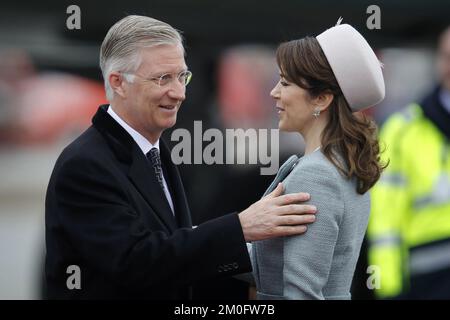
[316,19,385,111]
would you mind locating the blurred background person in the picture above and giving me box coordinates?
[367,25,450,299]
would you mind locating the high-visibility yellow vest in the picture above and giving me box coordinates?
[368,103,450,298]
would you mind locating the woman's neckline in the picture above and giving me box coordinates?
[304,146,321,156]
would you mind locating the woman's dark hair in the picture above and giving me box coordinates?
[276,37,387,194]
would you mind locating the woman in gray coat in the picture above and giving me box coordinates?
[249,22,387,299]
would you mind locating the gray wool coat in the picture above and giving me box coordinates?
[249,149,370,300]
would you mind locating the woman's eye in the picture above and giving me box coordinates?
[280,80,289,86]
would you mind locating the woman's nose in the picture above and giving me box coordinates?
[270,83,280,99]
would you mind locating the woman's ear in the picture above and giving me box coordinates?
[109,72,127,98]
[314,92,334,112]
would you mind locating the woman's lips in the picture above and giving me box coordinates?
[275,106,285,114]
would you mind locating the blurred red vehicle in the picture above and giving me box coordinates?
[0,71,106,145]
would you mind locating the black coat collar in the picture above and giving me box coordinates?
[92,104,134,164]
[92,105,192,232]
[420,86,450,141]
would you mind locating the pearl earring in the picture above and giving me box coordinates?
[313,108,321,118]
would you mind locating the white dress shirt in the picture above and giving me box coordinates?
[107,105,175,214]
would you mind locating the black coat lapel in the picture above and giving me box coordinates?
[92,105,178,232]
[160,140,192,228]
[128,145,178,232]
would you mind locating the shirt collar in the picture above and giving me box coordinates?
[107,105,159,155]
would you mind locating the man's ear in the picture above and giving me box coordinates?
[314,92,334,112]
[109,72,127,98]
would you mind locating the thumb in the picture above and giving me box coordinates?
[265,183,284,199]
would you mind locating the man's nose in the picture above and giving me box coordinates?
[168,80,186,101]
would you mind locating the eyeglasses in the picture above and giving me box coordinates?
[123,70,192,87]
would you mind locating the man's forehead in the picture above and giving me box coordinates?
[138,44,186,71]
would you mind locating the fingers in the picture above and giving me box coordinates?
[271,192,311,206]
[271,225,309,237]
[264,183,285,199]
[277,214,316,226]
[267,212,317,238]
[276,204,317,216]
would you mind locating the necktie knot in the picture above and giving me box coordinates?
[146,147,164,190]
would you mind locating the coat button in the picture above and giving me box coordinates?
[232,262,239,269]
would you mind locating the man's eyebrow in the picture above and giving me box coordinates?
[151,67,189,76]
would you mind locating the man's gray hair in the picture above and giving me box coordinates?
[100,15,184,101]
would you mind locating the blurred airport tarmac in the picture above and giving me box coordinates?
[0,140,70,299]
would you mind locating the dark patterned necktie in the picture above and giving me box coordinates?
[146,147,165,191]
